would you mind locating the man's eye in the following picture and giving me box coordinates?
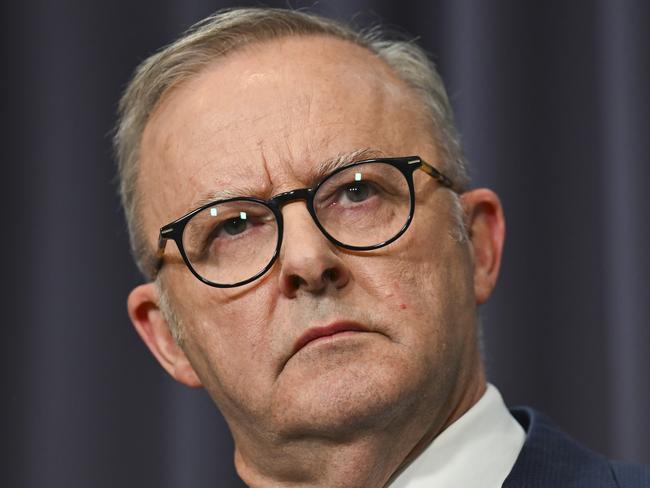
[217,217,248,237]
[339,182,375,203]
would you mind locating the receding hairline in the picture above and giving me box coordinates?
[145,32,429,129]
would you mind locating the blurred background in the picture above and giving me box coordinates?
[3,0,648,486]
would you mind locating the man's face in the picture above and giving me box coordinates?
[137,36,481,441]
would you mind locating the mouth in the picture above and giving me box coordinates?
[291,321,370,356]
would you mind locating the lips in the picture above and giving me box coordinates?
[291,321,368,356]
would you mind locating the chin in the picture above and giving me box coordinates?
[269,346,425,440]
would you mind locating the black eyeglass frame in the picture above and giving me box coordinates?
[156,156,461,288]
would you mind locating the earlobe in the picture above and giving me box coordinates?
[460,189,506,305]
[127,283,203,388]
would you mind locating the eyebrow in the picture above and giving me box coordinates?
[311,148,387,182]
[190,184,263,211]
[188,147,388,211]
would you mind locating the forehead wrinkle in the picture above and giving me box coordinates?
[187,153,275,211]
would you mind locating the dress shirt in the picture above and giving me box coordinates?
[388,384,525,488]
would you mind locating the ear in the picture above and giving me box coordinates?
[460,189,506,305]
[127,283,202,388]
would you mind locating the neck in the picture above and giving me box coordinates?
[232,366,487,488]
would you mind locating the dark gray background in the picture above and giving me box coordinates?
[3,1,648,486]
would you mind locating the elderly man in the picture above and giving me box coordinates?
[115,7,648,488]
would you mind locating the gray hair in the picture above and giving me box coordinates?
[155,278,184,344]
[114,7,469,278]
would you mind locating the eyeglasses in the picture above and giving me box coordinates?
[156,156,461,287]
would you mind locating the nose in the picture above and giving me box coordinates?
[277,202,350,298]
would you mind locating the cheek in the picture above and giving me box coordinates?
[172,282,278,394]
[350,258,433,346]
[180,309,280,424]
[352,259,411,316]
[351,229,473,342]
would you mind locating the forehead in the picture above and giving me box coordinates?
[139,35,435,236]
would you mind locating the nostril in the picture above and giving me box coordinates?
[289,275,306,290]
[322,268,339,283]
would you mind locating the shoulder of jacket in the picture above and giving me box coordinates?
[609,460,650,488]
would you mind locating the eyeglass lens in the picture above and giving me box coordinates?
[314,161,411,247]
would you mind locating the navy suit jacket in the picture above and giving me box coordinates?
[504,407,649,487]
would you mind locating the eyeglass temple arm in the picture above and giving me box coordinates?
[154,229,171,274]
[418,159,463,194]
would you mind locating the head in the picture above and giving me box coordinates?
[117,6,504,475]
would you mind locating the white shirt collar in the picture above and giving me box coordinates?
[388,384,526,488]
